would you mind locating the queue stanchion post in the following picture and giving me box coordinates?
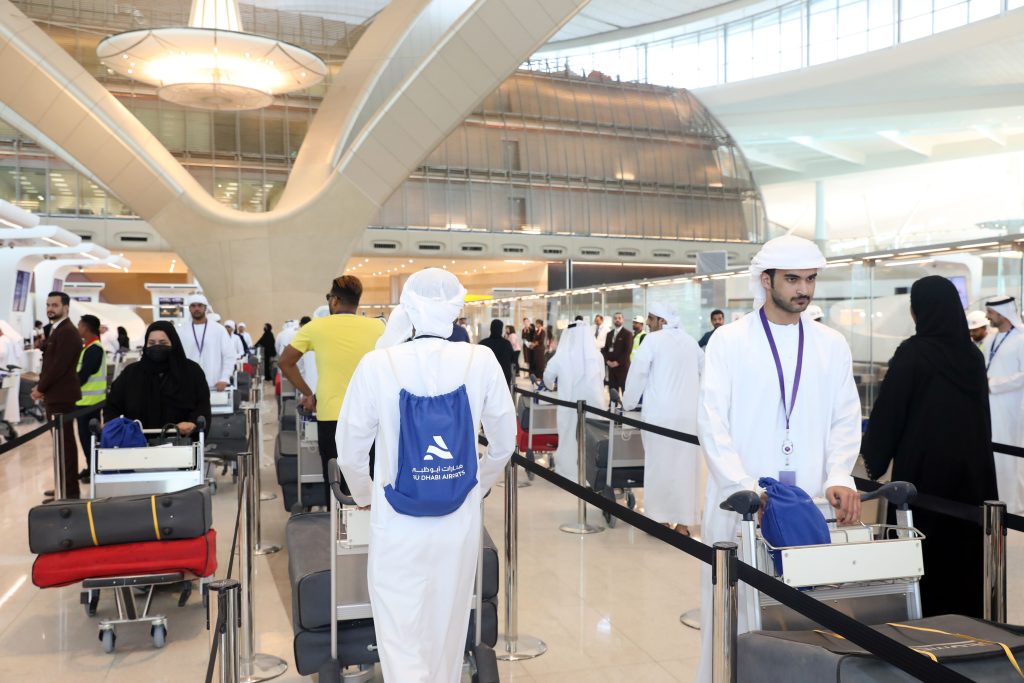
[496,460,546,661]
[243,403,278,555]
[711,542,738,683]
[559,400,603,534]
[52,412,67,500]
[983,500,1007,623]
[237,449,288,683]
[206,579,242,683]
[256,389,274,502]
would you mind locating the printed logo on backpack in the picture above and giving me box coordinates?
[381,347,479,517]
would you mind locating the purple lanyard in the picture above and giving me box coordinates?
[192,323,208,355]
[759,307,804,462]
[988,327,1014,369]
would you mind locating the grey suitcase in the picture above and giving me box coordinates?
[738,615,1024,682]
[28,484,213,553]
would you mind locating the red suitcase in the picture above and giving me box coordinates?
[33,529,217,588]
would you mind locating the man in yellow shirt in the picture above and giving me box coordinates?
[278,275,384,497]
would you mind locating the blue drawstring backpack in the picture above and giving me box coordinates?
[100,417,148,448]
[381,347,478,517]
[758,476,831,576]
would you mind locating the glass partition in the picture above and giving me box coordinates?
[466,239,1024,414]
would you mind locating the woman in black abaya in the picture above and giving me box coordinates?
[104,321,211,436]
[862,275,997,617]
[256,323,277,381]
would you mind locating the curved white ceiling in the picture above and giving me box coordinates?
[249,0,740,49]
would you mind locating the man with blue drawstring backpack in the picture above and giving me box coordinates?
[336,269,516,683]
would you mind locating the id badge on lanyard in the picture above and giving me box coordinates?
[759,307,804,470]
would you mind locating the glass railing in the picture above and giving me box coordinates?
[527,0,1019,90]
[464,235,1024,413]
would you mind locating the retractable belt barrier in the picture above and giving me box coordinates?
[993,442,1024,459]
[0,403,103,456]
[511,386,1019,682]
[512,452,972,683]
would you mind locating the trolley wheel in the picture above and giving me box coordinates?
[290,502,305,515]
[626,492,637,510]
[99,629,115,653]
[0,420,16,443]
[525,450,536,481]
[151,624,166,649]
[208,481,218,496]
[318,657,342,683]
[83,590,99,617]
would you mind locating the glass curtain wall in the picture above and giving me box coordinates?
[466,240,1024,414]
[374,72,766,242]
[527,0,1013,89]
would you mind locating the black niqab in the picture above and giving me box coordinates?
[104,320,211,430]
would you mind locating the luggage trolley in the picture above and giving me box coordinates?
[515,386,559,481]
[292,398,323,513]
[0,367,17,443]
[209,385,236,416]
[597,412,645,528]
[318,460,500,683]
[83,419,210,652]
[722,481,924,633]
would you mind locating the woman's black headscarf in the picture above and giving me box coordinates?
[906,275,989,394]
[141,320,203,397]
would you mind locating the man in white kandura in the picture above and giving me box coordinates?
[177,294,236,391]
[336,269,516,683]
[622,302,704,536]
[543,320,606,481]
[222,320,246,358]
[983,295,1024,514]
[695,235,863,683]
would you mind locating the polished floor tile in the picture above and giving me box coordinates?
[0,387,1022,682]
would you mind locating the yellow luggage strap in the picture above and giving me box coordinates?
[887,623,1024,678]
[814,624,1023,676]
[150,495,162,541]
[86,500,99,546]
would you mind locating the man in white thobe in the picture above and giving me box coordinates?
[983,295,1024,514]
[177,294,235,391]
[237,322,254,349]
[543,321,606,481]
[223,320,246,358]
[0,321,22,422]
[99,324,119,356]
[593,314,611,350]
[695,235,863,683]
[275,320,299,357]
[622,302,704,536]
[337,269,515,683]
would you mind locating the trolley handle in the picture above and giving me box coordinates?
[860,480,917,511]
[327,458,357,506]
[720,490,762,522]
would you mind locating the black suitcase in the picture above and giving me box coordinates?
[28,484,212,554]
[738,615,1024,682]
[207,412,248,454]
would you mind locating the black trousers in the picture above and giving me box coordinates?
[76,412,92,472]
[317,420,374,504]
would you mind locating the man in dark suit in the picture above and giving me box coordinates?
[601,312,633,408]
[32,291,83,500]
